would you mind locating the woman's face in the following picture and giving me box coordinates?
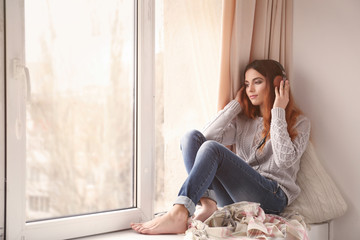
[244,68,267,108]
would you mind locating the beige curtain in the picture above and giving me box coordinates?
[218,0,293,110]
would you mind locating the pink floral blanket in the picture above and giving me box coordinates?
[185,202,308,240]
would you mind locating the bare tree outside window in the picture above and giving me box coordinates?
[25,0,135,221]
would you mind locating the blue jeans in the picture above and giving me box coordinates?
[174,130,287,216]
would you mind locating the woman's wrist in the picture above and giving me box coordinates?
[271,107,286,120]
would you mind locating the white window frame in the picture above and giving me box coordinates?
[0,0,5,238]
[5,0,155,239]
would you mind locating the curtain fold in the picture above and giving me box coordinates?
[218,0,293,110]
[217,0,236,111]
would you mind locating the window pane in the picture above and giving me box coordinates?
[154,0,222,213]
[25,0,135,221]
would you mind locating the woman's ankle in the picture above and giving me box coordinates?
[171,204,189,219]
[200,197,217,209]
[193,199,218,222]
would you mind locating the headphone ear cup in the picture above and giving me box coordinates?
[273,75,283,88]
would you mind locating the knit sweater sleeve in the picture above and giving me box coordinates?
[202,100,242,145]
[270,107,311,169]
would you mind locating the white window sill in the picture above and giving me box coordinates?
[76,222,329,240]
[75,229,185,240]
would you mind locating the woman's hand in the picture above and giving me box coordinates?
[235,89,242,104]
[273,80,290,109]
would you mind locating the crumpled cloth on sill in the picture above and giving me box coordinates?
[184,201,308,240]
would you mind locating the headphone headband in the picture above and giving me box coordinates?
[275,61,286,80]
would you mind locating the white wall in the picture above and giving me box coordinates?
[293,0,360,239]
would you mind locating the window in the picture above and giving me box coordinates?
[5,0,154,239]
[25,0,135,221]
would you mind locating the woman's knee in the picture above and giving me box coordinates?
[180,129,205,149]
[198,140,222,154]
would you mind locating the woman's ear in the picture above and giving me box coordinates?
[273,75,283,88]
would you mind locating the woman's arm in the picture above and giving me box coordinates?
[270,108,311,169]
[270,80,310,169]
[202,100,241,145]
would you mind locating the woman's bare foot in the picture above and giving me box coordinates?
[131,204,189,234]
[193,198,218,222]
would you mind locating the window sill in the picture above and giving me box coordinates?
[75,229,185,240]
[76,222,329,240]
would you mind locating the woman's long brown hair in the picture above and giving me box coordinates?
[239,60,302,145]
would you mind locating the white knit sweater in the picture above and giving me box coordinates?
[202,100,311,205]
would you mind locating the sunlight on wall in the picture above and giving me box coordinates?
[154,0,222,213]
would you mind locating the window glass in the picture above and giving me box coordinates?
[154,0,222,213]
[25,0,135,221]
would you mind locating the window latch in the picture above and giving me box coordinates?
[13,58,31,102]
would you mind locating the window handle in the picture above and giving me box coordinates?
[13,58,31,102]
[12,58,31,140]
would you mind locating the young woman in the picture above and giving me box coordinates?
[131,59,310,235]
